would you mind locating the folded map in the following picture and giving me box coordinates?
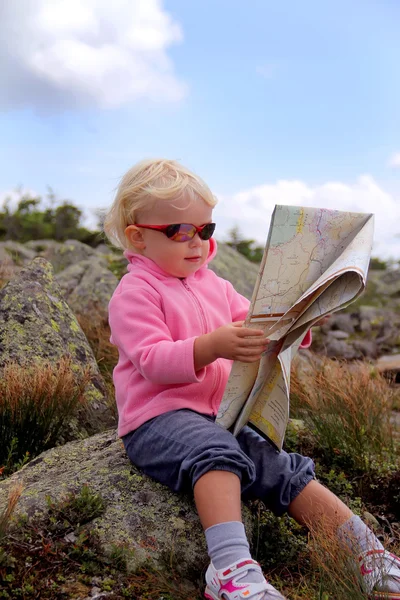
[216,205,374,450]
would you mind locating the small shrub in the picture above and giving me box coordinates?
[290,359,397,474]
[253,503,309,572]
[45,484,106,531]
[0,358,92,473]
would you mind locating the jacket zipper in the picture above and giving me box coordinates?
[181,279,207,333]
[181,279,221,416]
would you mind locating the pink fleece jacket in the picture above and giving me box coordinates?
[108,239,312,437]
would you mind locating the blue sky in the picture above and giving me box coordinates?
[0,0,399,258]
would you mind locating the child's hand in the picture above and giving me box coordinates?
[209,321,269,363]
[194,322,269,371]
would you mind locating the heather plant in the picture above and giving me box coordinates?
[0,358,92,474]
[290,358,397,474]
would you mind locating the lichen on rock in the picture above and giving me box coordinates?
[0,257,115,435]
[0,430,255,580]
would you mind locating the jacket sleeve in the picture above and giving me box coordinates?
[108,283,205,385]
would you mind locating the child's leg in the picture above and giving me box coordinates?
[288,479,400,598]
[288,478,352,525]
[194,470,241,529]
[124,410,286,599]
[194,472,286,599]
[237,426,400,598]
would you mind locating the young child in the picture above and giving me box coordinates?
[104,159,400,600]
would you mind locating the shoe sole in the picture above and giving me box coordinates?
[372,593,400,599]
[204,587,218,600]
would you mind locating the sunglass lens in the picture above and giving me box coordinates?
[166,223,194,242]
[199,223,216,240]
[165,224,182,239]
[165,223,216,241]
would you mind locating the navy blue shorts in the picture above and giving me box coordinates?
[123,409,315,516]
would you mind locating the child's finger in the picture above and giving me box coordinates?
[240,337,269,347]
[238,327,266,337]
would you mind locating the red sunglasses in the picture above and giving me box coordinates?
[136,222,216,242]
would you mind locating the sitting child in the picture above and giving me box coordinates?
[104,158,400,599]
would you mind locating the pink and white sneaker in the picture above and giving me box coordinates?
[358,548,400,599]
[204,558,286,599]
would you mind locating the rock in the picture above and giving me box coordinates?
[209,243,259,299]
[56,258,119,319]
[324,338,361,360]
[363,511,380,529]
[0,430,254,579]
[0,257,114,435]
[94,243,113,255]
[38,239,102,274]
[376,354,400,372]
[328,330,350,340]
[323,313,356,334]
[376,354,400,386]
[380,269,400,297]
[352,340,378,359]
[0,241,36,264]
[25,239,60,254]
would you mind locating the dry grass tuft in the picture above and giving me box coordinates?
[291,358,397,472]
[306,514,369,599]
[0,357,92,471]
[0,482,23,540]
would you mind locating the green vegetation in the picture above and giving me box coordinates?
[0,485,200,599]
[369,257,388,270]
[226,226,264,263]
[0,349,399,598]
[247,357,400,599]
[290,359,396,474]
[0,189,103,246]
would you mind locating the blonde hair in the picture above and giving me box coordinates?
[103,158,217,249]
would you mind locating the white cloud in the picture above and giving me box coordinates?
[388,153,400,169]
[0,0,186,110]
[213,175,400,260]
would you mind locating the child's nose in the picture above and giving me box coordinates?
[189,233,202,247]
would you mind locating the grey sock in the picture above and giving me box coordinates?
[205,521,251,569]
[337,514,384,555]
[205,521,286,599]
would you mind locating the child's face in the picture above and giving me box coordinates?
[128,194,214,278]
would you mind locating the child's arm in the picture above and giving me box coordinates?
[194,322,269,371]
[194,279,313,368]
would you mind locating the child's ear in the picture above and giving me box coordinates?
[125,225,146,250]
